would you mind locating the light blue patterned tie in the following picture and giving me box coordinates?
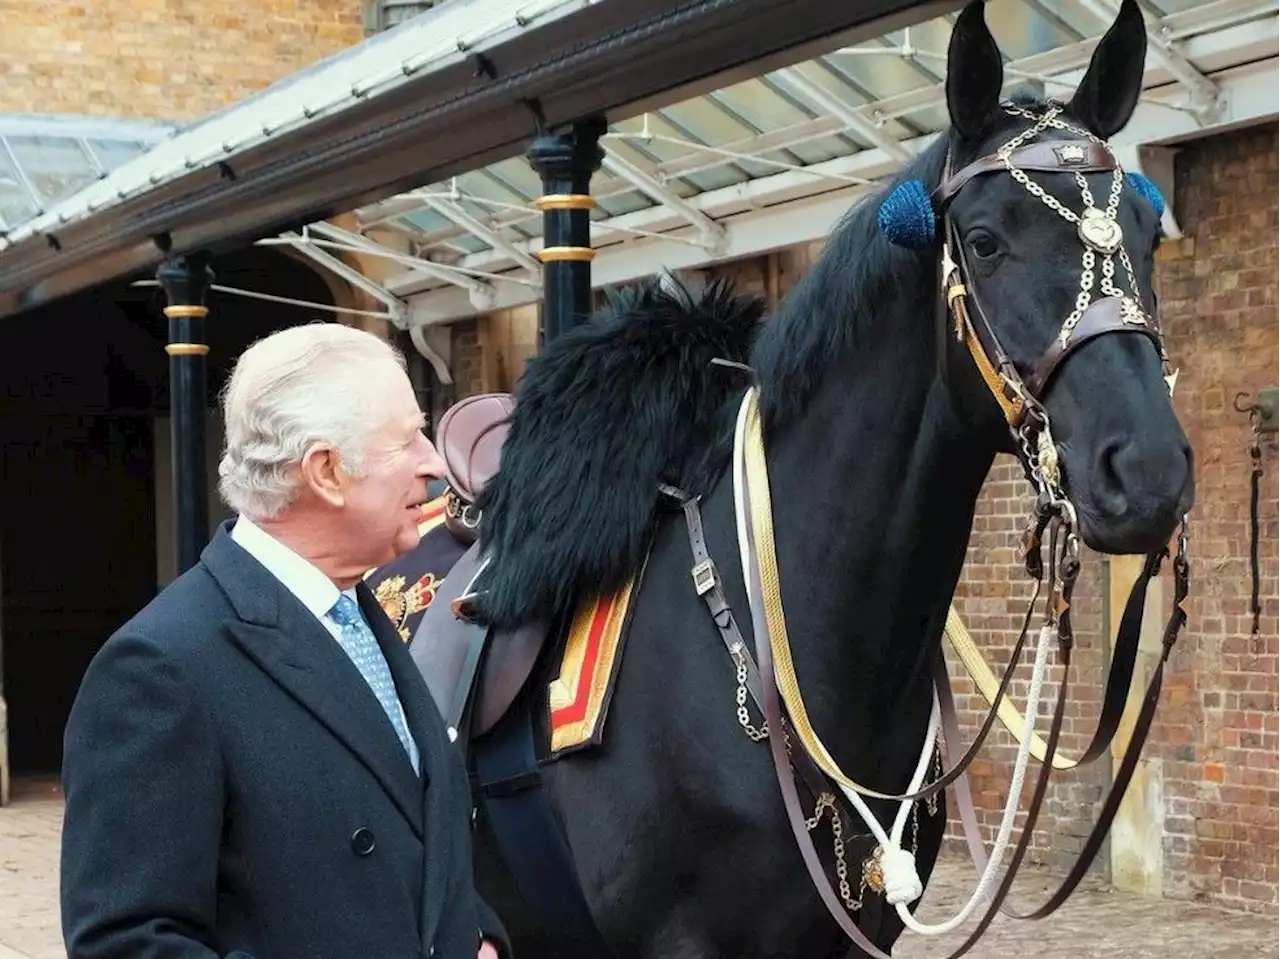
[329,594,421,774]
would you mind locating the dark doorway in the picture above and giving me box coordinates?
[0,246,338,775]
[0,413,157,773]
[0,293,161,776]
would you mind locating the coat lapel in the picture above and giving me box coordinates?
[202,525,424,837]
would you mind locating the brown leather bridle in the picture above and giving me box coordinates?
[865,104,1191,948]
[705,104,1193,958]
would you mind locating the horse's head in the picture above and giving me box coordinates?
[928,0,1194,555]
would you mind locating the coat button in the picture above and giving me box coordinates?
[350,827,376,856]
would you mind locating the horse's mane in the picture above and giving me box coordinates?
[751,135,951,427]
[470,96,1058,630]
[473,277,762,628]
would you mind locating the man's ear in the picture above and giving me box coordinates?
[299,444,347,508]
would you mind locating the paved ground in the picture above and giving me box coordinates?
[1,775,1274,958]
[0,778,63,959]
[895,858,1278,959]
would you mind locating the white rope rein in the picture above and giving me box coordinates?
[893,621,1055,935]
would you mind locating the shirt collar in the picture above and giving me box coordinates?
[230,515,345,623]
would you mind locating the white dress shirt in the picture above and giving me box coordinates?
[230,515,416,751]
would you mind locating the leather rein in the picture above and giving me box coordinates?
[679,104,1192,957]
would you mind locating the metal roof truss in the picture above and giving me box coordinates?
[330,0,1274,326]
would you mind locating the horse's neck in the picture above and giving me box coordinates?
[762,322,995,777]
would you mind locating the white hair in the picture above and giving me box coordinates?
[217,322,408,521]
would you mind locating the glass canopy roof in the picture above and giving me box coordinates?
[0,114,178,232]
[351,0,1272,272]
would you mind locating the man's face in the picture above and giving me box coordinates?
[340,365,444,568]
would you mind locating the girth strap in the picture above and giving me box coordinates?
[473,691,618,959]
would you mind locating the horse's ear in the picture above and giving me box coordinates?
[946,0,1004,143]
[1069,0,1148,138]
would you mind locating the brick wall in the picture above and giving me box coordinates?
[1145,125,1277,912]
[0,0,364,121]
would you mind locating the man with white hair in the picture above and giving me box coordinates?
[60,323,508,959]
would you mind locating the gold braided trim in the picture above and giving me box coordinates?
[165,343,210,356]
[537,246,596,262]
[739,387,910,801]
[548,580,637,754]
[163,305,210,318]
[536,194,596,211]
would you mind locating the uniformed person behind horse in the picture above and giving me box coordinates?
[59,323,507,959]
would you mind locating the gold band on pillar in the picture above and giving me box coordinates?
[535,194,596,211]
[165,343,211,356]
[537,246,596,262]
[163,305,210,318]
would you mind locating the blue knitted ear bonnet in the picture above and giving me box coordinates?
[1124,172,1166,219]
[878,171,1167,249]
[877,179,936,250]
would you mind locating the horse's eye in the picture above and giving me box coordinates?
[968,232,999,260]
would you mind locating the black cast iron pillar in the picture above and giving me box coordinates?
[527,116,607,343]
[157,251,215,575]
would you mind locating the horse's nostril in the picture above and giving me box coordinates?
[1093,438,1129,516]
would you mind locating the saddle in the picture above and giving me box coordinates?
[436,392,515,546]
[417,393,613,959]
[409,391,548,743]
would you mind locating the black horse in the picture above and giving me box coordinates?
[443,2,1196,956]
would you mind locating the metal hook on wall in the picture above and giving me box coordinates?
[1233,387,1275,652]
[1234,387,1279,434]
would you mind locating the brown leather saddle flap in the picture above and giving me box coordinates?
[436,392,515,504]
[408,542,548,738]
